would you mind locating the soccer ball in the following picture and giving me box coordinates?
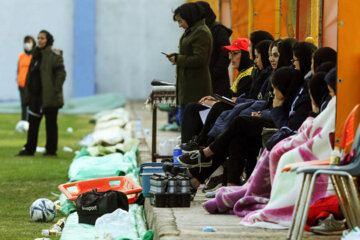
[15,120,29,133]
[30,198,56,222]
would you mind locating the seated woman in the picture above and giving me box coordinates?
[202,70,336,230]
[182,38,294,150]
[181,37,253,143]
[179,66,312,187]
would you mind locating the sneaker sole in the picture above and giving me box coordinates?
[177,157,212,168]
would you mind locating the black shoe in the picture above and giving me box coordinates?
[177,150,212,168]
[14,149,34,156]
[162,162,187,176]
[202,174,224,193]
[42,152,57,157]
[180,136,202,153]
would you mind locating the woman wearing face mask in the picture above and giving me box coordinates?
[167,2,213,125]
[16,30,66,157]
[17,35,36,120]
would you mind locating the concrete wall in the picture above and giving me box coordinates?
[0,0,74,100]
[0,0,184,101]
[95,0,184,99]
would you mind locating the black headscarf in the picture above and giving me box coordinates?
[254,40,272,69]
[308,72,329,109]
[173,2,205,28]
[325,67,337,94]
[313,47,337,71]
[293,41,317,76]
[315,61,336,74]
[39,30,54,48]
[195,1,216,27]
[250,30,274,59]
[274,38,297,69]
[238,50,253,72]
[271,67,303,111]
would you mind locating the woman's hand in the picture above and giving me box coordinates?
[198,96,216,104]
[251,111,262,117]
[273,97,285,108]
[232,97,237,102]
[168,53,177,65]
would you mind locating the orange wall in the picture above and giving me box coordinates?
[335,0,360,144]
[322,0,338,49]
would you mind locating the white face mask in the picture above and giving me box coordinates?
[24,42,33,51]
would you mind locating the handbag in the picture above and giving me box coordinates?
[76,189,129,225]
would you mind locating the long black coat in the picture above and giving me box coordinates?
[176,19,213,105]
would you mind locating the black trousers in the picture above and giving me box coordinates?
[18,86,27,120]
[181,102,233,144]
[190,115,275,184]
[25,108,59,154]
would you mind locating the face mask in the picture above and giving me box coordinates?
[24,42,33,51]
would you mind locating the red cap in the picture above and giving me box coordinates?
[222,38,250,52]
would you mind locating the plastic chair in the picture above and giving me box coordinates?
[287,123,360,240]
[285,104,360,240]
[282,104,360,173]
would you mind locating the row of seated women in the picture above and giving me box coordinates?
[175,30,338,228]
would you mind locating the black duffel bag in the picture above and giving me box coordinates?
[76,189,129,225]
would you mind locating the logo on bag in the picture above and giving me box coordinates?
[81,205,97,211]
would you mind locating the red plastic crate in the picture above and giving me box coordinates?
[58,176,142,204]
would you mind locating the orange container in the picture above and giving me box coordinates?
[58,176,142,204]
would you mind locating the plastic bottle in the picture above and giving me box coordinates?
[41,229,61,236]
[173,136,182,164]
[136,117,142,138]
[41,217,66,236]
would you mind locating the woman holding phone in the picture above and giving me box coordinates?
[167,2,213,125]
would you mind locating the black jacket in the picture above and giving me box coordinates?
[266,80,312,150]
[209,22,233,97]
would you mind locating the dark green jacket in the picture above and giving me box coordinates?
[176,19,213,105]
[23,46,66,109]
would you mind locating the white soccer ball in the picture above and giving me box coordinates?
[29,198,56,222]
[15,120,29,133]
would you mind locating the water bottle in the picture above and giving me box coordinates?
[136,117,142,138]
[173,136,182,164]
[41,217,66,236]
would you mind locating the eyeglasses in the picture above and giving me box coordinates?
[229,51,241,56]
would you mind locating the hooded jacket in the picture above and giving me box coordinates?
[23,45,66,109]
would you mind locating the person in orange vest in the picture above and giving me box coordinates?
[17,35,36,120]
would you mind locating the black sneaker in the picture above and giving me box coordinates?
[162,162,187,176]
[177,150,212,168]
[180,136,202,153]
[14,149,34,156]
[202,174,224,193]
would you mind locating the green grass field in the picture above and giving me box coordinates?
[0,113,93,240]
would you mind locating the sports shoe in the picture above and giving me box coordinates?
[205,191,216,198]
[309,214,346,235]
[177,150,212,168]
[14,149,34,156]
[202,174,224,193]
[162,162,187,176]
[180,136,202,153]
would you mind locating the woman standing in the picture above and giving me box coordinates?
[16,30,66,156]
[168,2,213,124]
[17,35,36,120]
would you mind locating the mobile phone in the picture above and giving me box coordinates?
[161,52,169,57]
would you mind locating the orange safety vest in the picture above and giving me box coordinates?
[17,53,32,87]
